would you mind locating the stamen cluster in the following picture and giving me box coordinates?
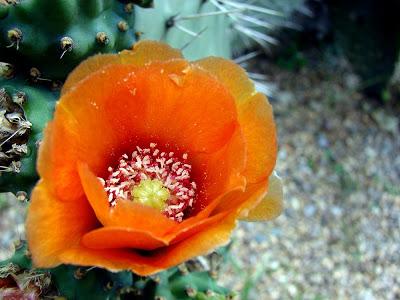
[99,143,197,222]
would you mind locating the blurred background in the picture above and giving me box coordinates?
[1,0,399,299]
[222,0,400,299]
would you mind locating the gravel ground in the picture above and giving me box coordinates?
[1,55,399,300]
[0,193,26,261]
[222,57,400,299]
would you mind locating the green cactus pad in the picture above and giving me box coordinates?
[0,80,56,194]
[0,0,153,79]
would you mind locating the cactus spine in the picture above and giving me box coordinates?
[134,0,305,60]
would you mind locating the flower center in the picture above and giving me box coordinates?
[99,143,197,222]
[131,179,170,210]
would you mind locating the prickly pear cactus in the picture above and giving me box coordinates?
[0,0,149,79]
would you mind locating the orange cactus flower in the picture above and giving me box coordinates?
[26,41,283,276]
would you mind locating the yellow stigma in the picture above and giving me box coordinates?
[131,179,170,210]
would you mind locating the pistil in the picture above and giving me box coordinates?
[131,178,170,210]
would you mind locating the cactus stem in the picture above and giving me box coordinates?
[6,28,22,50]
[60,37,74,59]
[117,21,129,32]
[96,32,109,45]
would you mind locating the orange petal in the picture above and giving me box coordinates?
[59,247,154,274]
[61,54,120,95]
[168,211,229,244]
[120,61,238,154]
[38,80,124,202]
[168,184,243,243]
[78,162,177,236]
[58,213,237,276]
[119,40,183,66]
[212,178,268,216]
[194,57,256,105]
[155,126,246,242]
[44,61,241,202]
[62,60,238,154]
[62,40,183,95]
[240,172,283,221]
[147,213,237,275]
[26,181,98,268]
[189,125,246,211]
[82,227,167,251]
[238,92,277,183]
[77,161,239,247]
[194,57,277,184]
